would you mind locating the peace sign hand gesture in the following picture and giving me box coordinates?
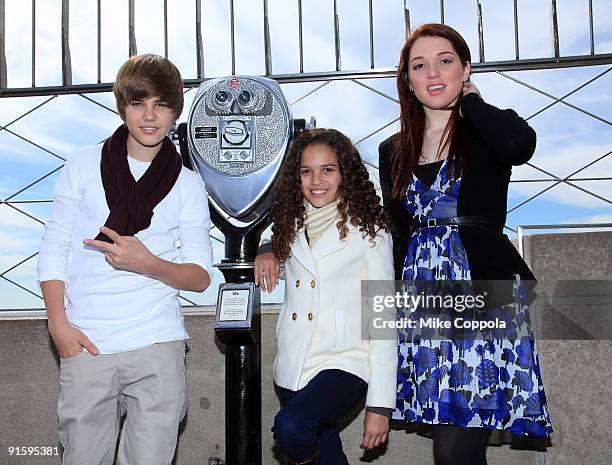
[84,226,157,275]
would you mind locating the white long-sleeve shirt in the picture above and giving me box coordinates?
[38,143,214,354]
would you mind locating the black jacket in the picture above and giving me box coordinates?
[379,93,537,290]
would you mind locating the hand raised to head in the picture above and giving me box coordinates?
[462,80,481,98]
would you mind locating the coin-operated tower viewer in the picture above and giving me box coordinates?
[177,76,314,465]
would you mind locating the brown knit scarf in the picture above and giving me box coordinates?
[95,124,182,243]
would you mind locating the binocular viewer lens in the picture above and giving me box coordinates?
[238,91,252,105]
[215,90,230,104]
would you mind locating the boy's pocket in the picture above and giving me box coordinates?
[155,340,186,351]
[59,349,87,362]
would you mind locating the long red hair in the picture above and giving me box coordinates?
[391,23,471,198]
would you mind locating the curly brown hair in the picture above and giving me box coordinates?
[270,128,391,262]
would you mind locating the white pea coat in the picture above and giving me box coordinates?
[273,221,398,408]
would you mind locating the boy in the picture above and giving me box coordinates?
[38,54,213,465]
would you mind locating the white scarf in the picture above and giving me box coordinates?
[303,199,341,248]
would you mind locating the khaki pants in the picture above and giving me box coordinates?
[58,341,187,465]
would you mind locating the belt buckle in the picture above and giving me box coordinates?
[427,219,437,228]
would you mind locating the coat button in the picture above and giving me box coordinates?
[310,280,316,288]
[295,280,300,288]
[292,312,298,321]
[307,312,313,321]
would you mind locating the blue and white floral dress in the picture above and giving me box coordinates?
[393,159,553,437]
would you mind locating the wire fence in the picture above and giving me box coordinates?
[0,0,610,310]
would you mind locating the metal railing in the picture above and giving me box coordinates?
[1,0,611,96]
[517,223,612,257]
[0,0,611,310]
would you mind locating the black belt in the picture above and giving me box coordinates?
[415,216,502,232]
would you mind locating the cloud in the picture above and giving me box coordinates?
[4,1,36,87]
[0,234,37,258]
[1,1,611,310]
[508,178,612,210]
[513,142,612,178]
[0,204,45,230]
[598,41,612,53]
[0,223,42,279]
[575,213,612,223]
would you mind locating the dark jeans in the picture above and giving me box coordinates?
[273,369,367,464]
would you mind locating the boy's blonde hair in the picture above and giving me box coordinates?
[113,53,183,120]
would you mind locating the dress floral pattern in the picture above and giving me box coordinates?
[393,159,553,437]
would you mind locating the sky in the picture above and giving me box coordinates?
[1,0,611,310]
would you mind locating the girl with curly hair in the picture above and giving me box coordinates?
[254,128,397,465]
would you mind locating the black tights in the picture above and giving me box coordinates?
[432,425,492,465]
